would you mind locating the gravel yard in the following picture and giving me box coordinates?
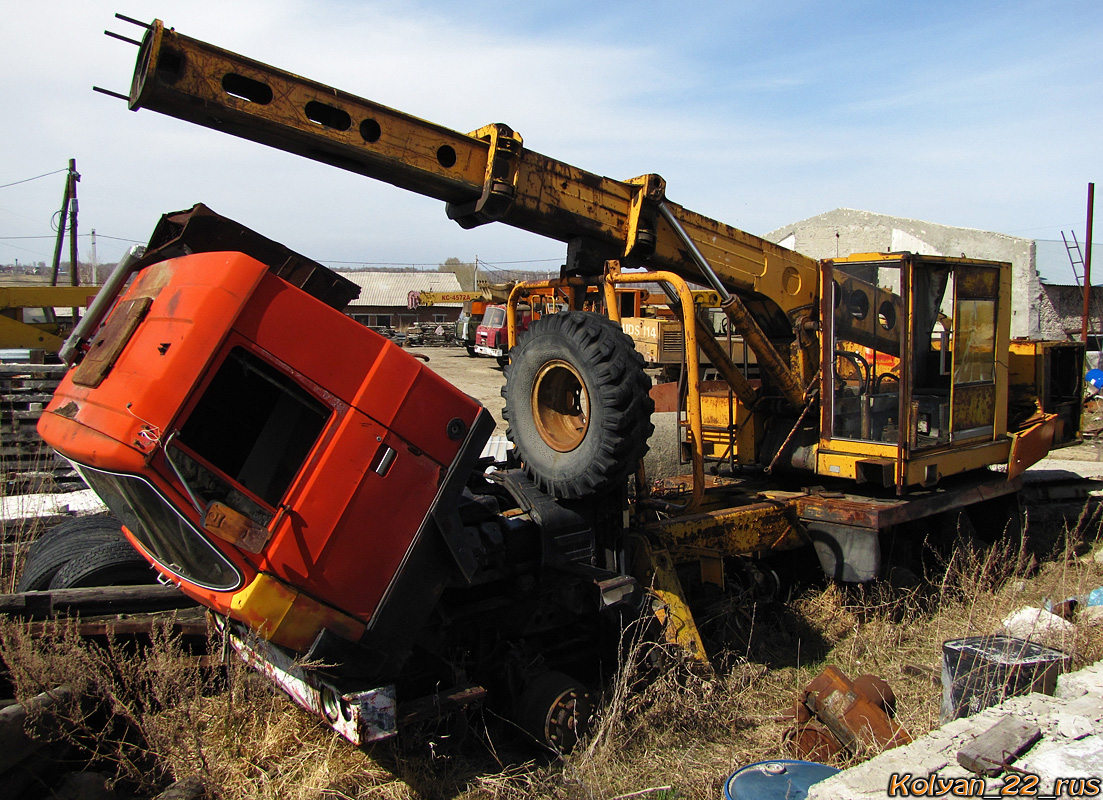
[416,346,510,433]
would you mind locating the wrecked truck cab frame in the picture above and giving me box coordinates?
[40,208,493,683]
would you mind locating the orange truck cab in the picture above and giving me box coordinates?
[39,207,508,742]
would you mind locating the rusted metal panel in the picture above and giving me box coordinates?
[649,500,806,556]
[792,666,911,758]
[632,538,710,665]
[955,265,1000,298]
[785,719,844,761]
[649,379,681,414]
[1008,413,1058,479]
[952,383,996,434]
[793,472,1023,529]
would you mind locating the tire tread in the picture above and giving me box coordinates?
[502,311,654,498]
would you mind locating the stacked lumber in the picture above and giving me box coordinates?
[0,362,77,494]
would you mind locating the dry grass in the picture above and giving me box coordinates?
[1,501,1102,799]
[0,517,41,594]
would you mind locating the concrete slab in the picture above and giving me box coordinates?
[806,661,1103,800]
[0,488,105,522]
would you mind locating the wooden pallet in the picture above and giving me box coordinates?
[0,362,77,494]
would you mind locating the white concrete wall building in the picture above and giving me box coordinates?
[765,209,1041,339]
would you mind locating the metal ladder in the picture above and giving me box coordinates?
[1062,229,1088,286]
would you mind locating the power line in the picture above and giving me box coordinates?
[88,234,144,243]
[320,256,563,268]
[478,257,562,266]
[0,168,68,190]
[321,260,445,267]
[0,233,143,243]
[1006,223,1080,234]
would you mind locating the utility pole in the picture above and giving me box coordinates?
[49,159,80,287]
[1082,182,1096,346]
[90,228,98,283]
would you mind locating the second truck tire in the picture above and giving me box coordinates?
[48,538,156,590]
[502,311,654,499]
[17,515,127,592]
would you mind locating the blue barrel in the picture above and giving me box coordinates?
[723,759,839,800]
[1086,368,1103,389]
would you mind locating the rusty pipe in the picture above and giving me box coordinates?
[657,202,805,408]
[505,276,591,348]
[719,295,805,407]
[603,279,622,323]
[59,244,145,366]
[607,263,704,512]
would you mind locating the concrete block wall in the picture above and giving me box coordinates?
[1040,283,1103,351]
[766,208,1041,339]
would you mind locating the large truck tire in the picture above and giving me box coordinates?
[17,515,126,592]
[48,539,156,590]
[502,311,654,499]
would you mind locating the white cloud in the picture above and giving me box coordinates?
[1,1,1100,270]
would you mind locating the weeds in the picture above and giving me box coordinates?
[0,501,1100,799]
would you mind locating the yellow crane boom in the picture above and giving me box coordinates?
[120,20,818,403]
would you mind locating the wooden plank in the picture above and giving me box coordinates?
[25,613,209,639]
[957,716,1042,776]
[0,379,60,391]
[0,585,198,618]
[0,364,67,376]
[0,393,54,403]
[0,409,50,420]
[0,541,31,560]
[0,445,53,457]
[1,429,53,443]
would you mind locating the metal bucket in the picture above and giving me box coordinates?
[723,759,839,800]
[940,635,1071,722]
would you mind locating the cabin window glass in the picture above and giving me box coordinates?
[177,347,330,509]
[482,306,506,328]
[75,465,241,591]
[829,262,903,443]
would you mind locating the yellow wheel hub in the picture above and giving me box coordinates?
[531,359,590,452]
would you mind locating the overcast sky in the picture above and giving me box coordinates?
[2,1,1100,278]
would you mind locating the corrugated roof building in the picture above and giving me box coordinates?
[334,271,464,332]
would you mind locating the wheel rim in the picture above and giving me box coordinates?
[531,359,590,452]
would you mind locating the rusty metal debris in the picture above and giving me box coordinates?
[785,666,912,760]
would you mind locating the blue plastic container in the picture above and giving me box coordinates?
[723,759,839,800]
[1086,368,1103,389]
